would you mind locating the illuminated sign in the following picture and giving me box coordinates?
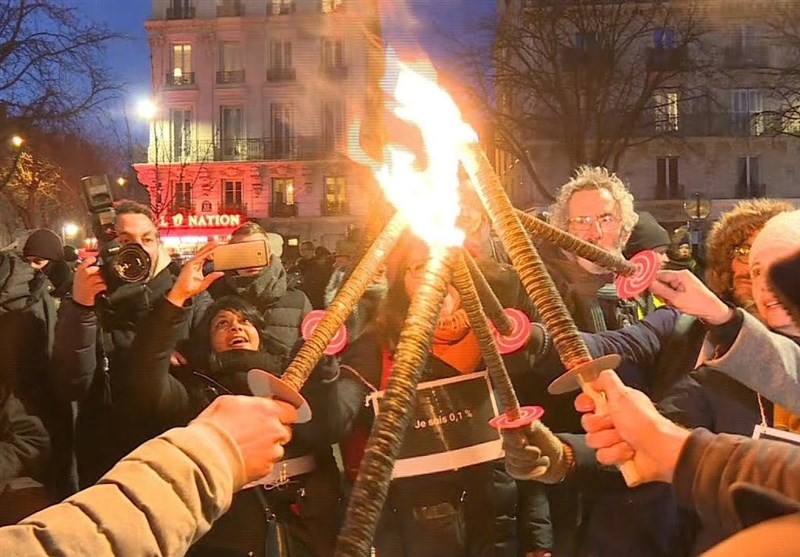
[158,213,242,229]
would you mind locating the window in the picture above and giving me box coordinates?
[217,0,243,17]
[267,0,294,15]
[173,182,192,210]
[171,108,193,160]
[321,0,343,13]
[223,181,243,209]
[220,106,244,160]
[271,103,295,158]
[324,176,347,215]
[736,157,762,197]
[734,25,761,51]
[218,42,244,83]
[168,0,195,19]
[321,99,344,152]
[268,39,295,81]
[270,40,292,69]
[171,44,193,85]
[654,27,677,49]
[731,89,764,135]
[655,157,681,199]
[574,32,599,51]
[322,38,345,68]
[654,91,679,132]
[272,178,296,217]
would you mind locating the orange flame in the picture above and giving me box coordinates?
[349,49,476,248]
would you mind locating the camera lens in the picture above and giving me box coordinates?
[112,243,152,283]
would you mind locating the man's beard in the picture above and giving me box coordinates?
[576,239,625,275]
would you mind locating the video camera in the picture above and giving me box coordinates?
[80,174,151,285]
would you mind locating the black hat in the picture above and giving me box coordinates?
[23,229,64,263]
[624,212,670,258]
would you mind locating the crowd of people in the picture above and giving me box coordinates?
[0,166,798,557]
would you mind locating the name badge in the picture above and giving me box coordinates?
[752,424,800,447]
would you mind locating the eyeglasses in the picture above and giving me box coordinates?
[568,213,620,231]
[732,244,751,262]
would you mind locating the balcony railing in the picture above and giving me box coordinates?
[217,0,244,17]
[216,70,245,84]
[561,46,613,71]
[646,46,688,72]
[267,1,296,15]
[270,203,298,217]
[267,67,297,82]
[186,137,329,162]
[166,6,196,19]
[165,72,195,87]
[322,200,349,216]
[636,112,783,138]
[222,201,248,213]
[723,45,770,69]
[321,65,349,79]
[171,201,194,214]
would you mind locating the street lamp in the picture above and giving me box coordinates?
[62,222,80,244]
[10,135,24,148]
[683,192,712,262]
[1,134,25,191]
[117,176,127,187]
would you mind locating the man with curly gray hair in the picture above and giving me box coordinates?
[549,166,638,275]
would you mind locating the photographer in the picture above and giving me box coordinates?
[208,221,311,371]
[52,201,212,488]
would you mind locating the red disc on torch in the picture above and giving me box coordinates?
[615,250,660,300]
[489,405,544,429]
[301,310,349,355]
[491,308,531,354]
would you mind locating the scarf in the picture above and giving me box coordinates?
[221,255,287,310]
[430,308,482,375]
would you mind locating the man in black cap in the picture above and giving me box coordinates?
[623,211,671,319]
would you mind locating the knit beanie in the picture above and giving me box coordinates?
[23,229,64,262]
[624,211,670,258]
[749,211,800,269]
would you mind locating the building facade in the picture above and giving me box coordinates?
[134,0,382,258]
[495,0,800,224]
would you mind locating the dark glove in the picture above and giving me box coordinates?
[502,421,571,484]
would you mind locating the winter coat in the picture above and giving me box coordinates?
[0,252,73,498]
[659,367,774,555]
[703,309,800,416]
[674,429,800,549]
[0,385,49,484]
[338,331,531,557]
[289,256,333,310]
[208,254,311,368]
[0,419,246,557]
[52,262,212,487]
[117,296,342,557]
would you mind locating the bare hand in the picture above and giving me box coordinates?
[72,256,108,307]
[649,270,734,325]
[192,395,297,485]
[166,242,223,307]
[574,370,690,483]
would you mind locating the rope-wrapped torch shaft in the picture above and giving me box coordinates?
[515,209,636,276]
[462,249,513,335]
[282,213,407,392]
[459,143,591,369]
[335,246,457,557]
[452,250,520,418]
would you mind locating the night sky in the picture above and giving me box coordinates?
[77,0,496,141]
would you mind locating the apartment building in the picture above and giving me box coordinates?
[495,0,800,223]
[133,0,382,256]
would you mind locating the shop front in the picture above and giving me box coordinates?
[158,212,244,260]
